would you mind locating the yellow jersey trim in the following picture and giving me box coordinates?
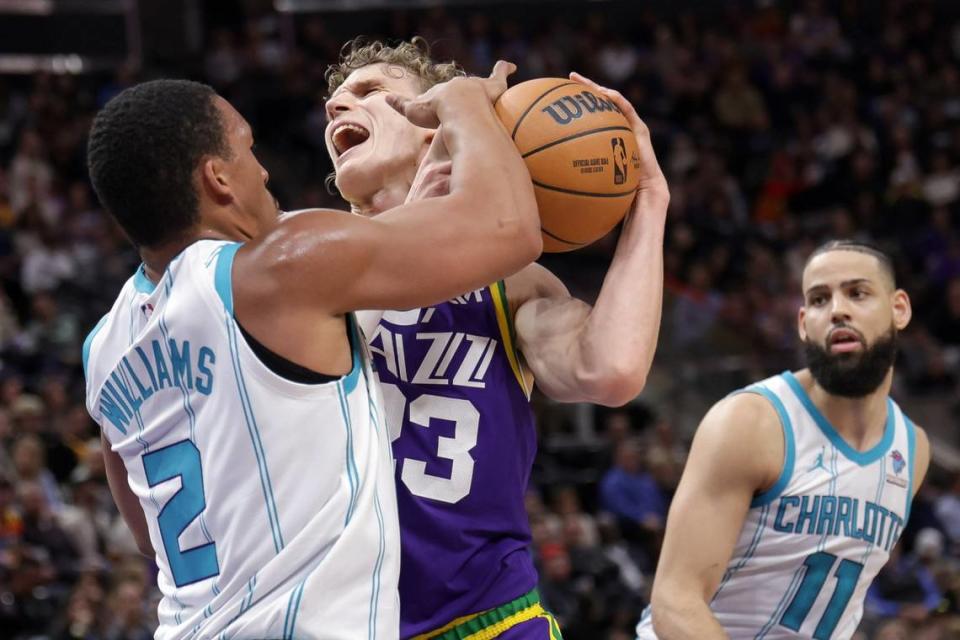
[489,281,530,399]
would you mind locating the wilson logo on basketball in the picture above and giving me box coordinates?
[541,91,623,125]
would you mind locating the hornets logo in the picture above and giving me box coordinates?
[890,450,906,475]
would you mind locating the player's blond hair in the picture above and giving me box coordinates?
[325,37,465,97]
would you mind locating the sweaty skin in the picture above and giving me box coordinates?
[103,63,542,559]
[331,66,671,407]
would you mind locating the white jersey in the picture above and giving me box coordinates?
[84,240,400,640]
[638,371,917,640]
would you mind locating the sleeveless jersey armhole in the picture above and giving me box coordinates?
[730,386,796,508]
[489,280,530,398]
[904,412,917,522]
[214,240,361,387]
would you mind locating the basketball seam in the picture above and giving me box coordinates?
[509,82,580,140]
[532,180,637,198]
[540,227,586,246]
[521,126,634,159]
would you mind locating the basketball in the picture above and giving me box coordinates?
[495,77,641,252]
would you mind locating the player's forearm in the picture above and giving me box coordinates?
[574,207,667,405]
[651,592,729,640]
[438,87,540,249]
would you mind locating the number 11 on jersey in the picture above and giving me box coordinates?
[779,551,864,640]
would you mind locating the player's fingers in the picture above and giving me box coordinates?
[387,93,440,129]
[569,71,601,92]
[490,60,517,82]
[570,72,663,181]
[385,93,408,116]
[482,60,516,102]
[569,71,643,132]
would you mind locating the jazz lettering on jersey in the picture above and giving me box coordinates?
[99,338,216,434]
[773,495,905,552]
[369,296,497,388]
[369,327,496,387]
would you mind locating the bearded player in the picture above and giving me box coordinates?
[323,39,669,639]
[638,241,931,640]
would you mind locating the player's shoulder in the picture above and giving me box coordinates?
[503,262,568,310]
[684,390,786,493]
[694,390,786,464]
[704,389,783,435]
[82,284,137,402]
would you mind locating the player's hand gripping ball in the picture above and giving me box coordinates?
[495,78,641,252]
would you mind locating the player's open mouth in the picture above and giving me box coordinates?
[828,328,863,353]
[331,122,371,158]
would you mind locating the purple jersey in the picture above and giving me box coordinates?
[367,283,538,639]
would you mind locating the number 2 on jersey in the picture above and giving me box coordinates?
[780,551,864,639]
[142,440,220,587]
[380,382,479,504]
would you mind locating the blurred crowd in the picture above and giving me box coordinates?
[1,0,960,638]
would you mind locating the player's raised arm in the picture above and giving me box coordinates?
[649,393,784,640]
[509,72,668,407]
[238,61,541,314]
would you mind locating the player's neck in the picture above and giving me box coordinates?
[802,368,893,451]
[139,228,237,284]
[351,181,410,217]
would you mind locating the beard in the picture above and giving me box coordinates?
[804,326,898,398]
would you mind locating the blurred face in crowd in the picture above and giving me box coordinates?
[111,579,147,625]
[799,249,911,397]
[0,409,11,441]
[12,435,45,477]
[614,439,643,474]
[325,64,434,213]
[18,481,47,518]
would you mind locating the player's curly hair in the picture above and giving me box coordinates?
[87,79,231,248]
[325,36,465,97]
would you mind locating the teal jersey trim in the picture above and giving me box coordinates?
[282,581,306,640]
[905,413,917,522]
[133,264,157,294]
[82,314,109,377]
[368,491,387,639]
[336,380,360,525]
[733,386,796,508]
[225,314,285,553]
[342,313,362,394]
[214,242,243,314]
[783,371,894,466]
[214,241,362,392]
[712,504,770,601]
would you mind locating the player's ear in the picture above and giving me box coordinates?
[892,289,911,331]
[199,156,233,205]
[797,305,808,341]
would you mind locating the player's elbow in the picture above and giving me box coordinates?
[650,584,694,637]
[577,363,647,407]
